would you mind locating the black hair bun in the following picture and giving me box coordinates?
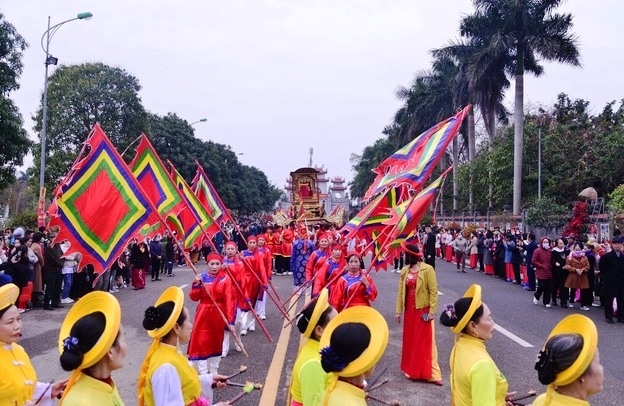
[439,310,459,327]
[320,346,349,373]
[535,349,557,385]
[143,306,165,330]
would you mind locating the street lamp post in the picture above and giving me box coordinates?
[39,12,93,197]
[190,118,208,126]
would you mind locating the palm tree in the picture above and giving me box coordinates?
[394,56,471,211]
[461,0,580,214]
[433,39,510,209]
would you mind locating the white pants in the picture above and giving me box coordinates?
[255,291,266,317]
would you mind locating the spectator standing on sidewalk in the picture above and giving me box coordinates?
[149,235,163,282]
[551,238,571,308]
[564,243,590,310]
[451,231,468,273]
[60,243,81,304]
[524,233,538,291]
[43,226,65,310]
[597,236,624,323]
[532,238,553,307]
[423,226,436,269]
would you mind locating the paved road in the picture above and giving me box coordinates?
[21,258,622,405]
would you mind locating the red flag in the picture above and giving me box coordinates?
[47,124,163,276]
[191,162,235,227]
[129,134,194,239]
[363,106,470,199]
[170,162,221,249]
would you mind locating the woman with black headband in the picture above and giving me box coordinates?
[0,283,68,405]
[440,284,516,405]
[319,306,389,405]
[289,288,337,406]
[395,242,442,385]
[533,314,603,405]
[58,290,126,404]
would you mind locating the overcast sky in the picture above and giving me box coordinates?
[3,1,623,192]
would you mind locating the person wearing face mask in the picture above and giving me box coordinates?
[440,284,517,406]
[188,253,236,373]
[551,239,570,308]
[563,243,590,310]
[580,244,597,311]
[533,314,603,405]
[329,253,377,312]
[532,238,554,307]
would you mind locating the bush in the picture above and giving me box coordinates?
[525,197,569,228]
[8,211,38,230]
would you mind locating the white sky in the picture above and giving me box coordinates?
[3,1,623,192]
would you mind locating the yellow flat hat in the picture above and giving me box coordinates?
[303,288,330,338]
[545,314,598,386]
[320,306,389,377]
[148,286,184,339]
[58,291,121,370]
[451,284,482,334]
[0,283,19,312]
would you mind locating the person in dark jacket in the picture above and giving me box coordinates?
[551,238,571,307]
[149,236,163,282]
[43,227,65,310]
[130,241,150,289]
[580,244,597,310]
[598,236,624,323]
[524,233,538,291]
[423,226,436,269]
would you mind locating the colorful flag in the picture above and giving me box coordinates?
[363,105,470,199]
[47,124,163,276]
[339,187,403,243]
[380,167,452,262]
[129,134,188,236]
[169,162,220,249]
[191,162,235,226]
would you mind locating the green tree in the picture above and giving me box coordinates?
[349,136,397,199]
[461,0,581,214]
[32,62,148,192]
[0,13,31,189]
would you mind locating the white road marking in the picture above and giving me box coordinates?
[438,291,444,295]
[179,284,189,290]
[494,324,534,348]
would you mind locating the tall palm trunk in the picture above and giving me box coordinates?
[467,109,475,211]
[487,108,495,209]
[513,72,524,215]
[452,135,459,213]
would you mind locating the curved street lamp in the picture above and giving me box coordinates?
[190,118,208,126]
[39,12,93,198]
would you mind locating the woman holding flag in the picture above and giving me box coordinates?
[255,234,272,320]
[329,252,377,312]
[188,253,236,374]
[313,243,345,297]
[305,234,331,285]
